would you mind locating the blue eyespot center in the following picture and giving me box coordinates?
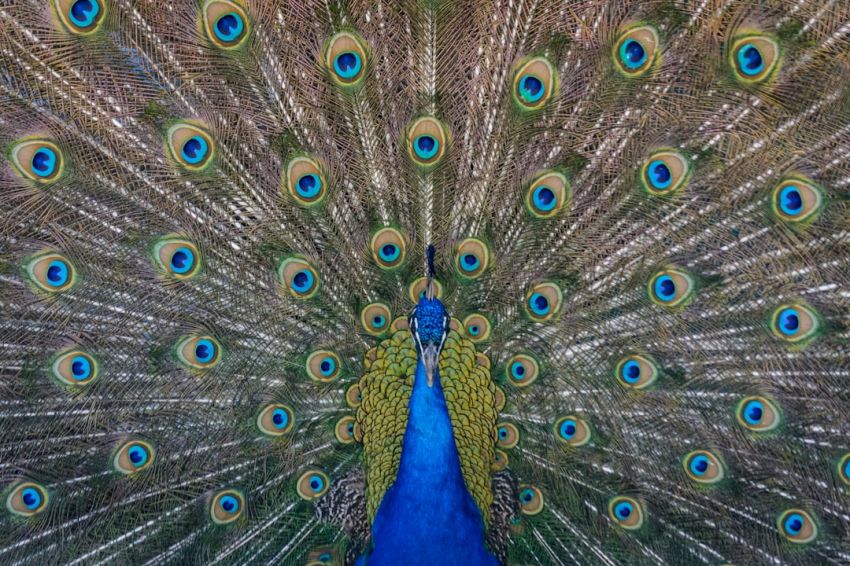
[511,362,526,379]
[648,160,672,189]
[520,488,534,503]
[46,260,70,286]
[71,356,91,380]
[32,148,58,177]
[560,419,577,439]
[220,495,238,513]
[170,247,195,274]
[529,293,550,315]
[334,52,362,79]
[347,423,354,434]
[272,408,289,428]
[689,455,709,475]
[533,186,556,211]
[21,488,42,509]
[379,243,400,262]
[469,325,480,336]
[70,0,99,28]
[181,136,208,165]
[461,253,480,271]
[320,357,335,376]
[372,315,385,328]
[296,173,322,198]
[614,501,633,519]
[414,135,439,159]
[779,186,803,215]
[621,360,641,383]
[195,339,216,363]
[654,275,676,301]
[128,445,147,467]
[778,308,799,335]
[214,13,244,42]
[620,39,646,69]
[498,428,507,439]
[309,475,324,491]
[744,400,764,424]
[737,43,764,76]
[518,74,545,103]
[292,269,314,293]
[784,513,803,535]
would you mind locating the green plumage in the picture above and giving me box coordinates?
[2,0,850,564]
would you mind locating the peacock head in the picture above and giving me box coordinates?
[408,245,450,387]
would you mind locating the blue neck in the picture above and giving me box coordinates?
[359,359,498,566]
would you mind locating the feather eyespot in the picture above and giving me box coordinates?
[306,350,341,382]
[526,171,570,218]
[495,423,519,449]
[360,303,392,336]
[278,257,320,299]
[25,252,77,294]
[152,237,201,279]
[10,139,65,184]
[492,449,509,471]
[285,156,327,206]
[505,354,539,387]
[407,117,448,168]
[324,32,368,88]
[345,383,362,408]
[512,56,556,110]
[5,481,49,517]
[257,404,294,436]
[770,303,820,345]
[167,123,214,171]
[518,485,544,515]
[683,450,724,484]
[837,453,850,486]
[615,354,659,390]
[640,151,690,195]
[736,396,780,432]
[52,349,98,386]
[210,490,244,524]
[462,313,491,343]
[731,34,780,84]
[609,496,644,529]
[307,547,341,566]
[648,267,694,308]
[203,0,250,49]
[614,26,659,77]
[370,228,406,269]
[113,440,155,475]
[409,277,444,302]
[555,415,591,447]
[454,238,490,280]
[778,509,817,544]
[297,470,330,500]
[524,282,562,322]
[176,335,221,370]
[771,176,823,224]
[334,416,356,444]
[54,0,106,35]
[492,384,506,411]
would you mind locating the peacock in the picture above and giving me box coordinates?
[2,0,850,564]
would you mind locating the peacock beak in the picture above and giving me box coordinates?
[421,344,440,387]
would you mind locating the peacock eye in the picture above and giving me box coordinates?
[408,277,444,303]
[683,450,724,484]
[307,547,339,566]
[360,303,392,336]
[495,423,519,449]
[306,350,341,382]
[325,32,368,87]
[512,56,556,110]
[202,1,250,49]
[52,350,98,386]
[648,267,694,308]
[167,123,215,171]
[334,416,357,444]
[517,485,544,515]
[25,252,77,294]
[462,314,491,343]
[370,228,406,269]
[770,303,820,345]
[730,34,780,83]
[54,0,106,35]
[256,403,294,436]
[526,171,570,218]
[177,335,222,370]
[614,26,659,77]
[297,470,330,500]
[771,177,823,224]
[454,238,490,279]
[285,156,327,206]
[555,415,590,447]
[524,282,563,322]
[10,139,65,183]
[777,509,818,544]
[210,490,244,524]
[736,396,780,432]
[407,116,448,168]
[345,383,362,408]
[6,481,49,517]
[608,496,644,529]
[278,257,320,299]
[505,354,539,387]
[113,440,155,474]
[615,354,659,389]
[153,237,201,279]
[640,151,690,195]
[837,453,850,486]
[492,449,509,471]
